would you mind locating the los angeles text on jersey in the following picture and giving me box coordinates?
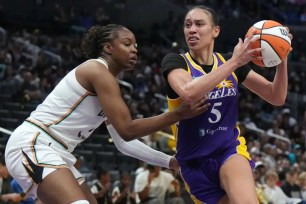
[208,87,237,99]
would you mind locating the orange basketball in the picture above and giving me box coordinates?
[245,20,291,67]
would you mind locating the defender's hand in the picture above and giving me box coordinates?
[175,96,210,120]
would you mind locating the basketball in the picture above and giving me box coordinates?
[245,20,291,67]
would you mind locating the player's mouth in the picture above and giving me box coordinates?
[129,56,137,65]
[188,36,199,43]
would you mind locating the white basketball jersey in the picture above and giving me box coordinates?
[30,59,108,151]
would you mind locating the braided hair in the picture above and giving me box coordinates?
[81,24,125,59]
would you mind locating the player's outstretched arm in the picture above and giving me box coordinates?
[107,124,178,169]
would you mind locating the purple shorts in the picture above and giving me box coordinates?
[179,138,254,204]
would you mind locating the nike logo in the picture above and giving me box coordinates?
[78,131,86,140]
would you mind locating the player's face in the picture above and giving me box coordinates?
[184,8,220,51]
[110,28,138,70]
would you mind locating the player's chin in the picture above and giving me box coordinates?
[126,63,136,70]
[187,40,199,47]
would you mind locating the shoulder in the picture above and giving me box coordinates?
[163,52,183,59]
[76,59,110,79]
[161,52,187,76]
[136,170,149,179]
[162,52,184,64]
[76,59,116,92]
[79,59,109,72]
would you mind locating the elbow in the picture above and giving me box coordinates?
[270,97,286,106]
[116,129,135,142]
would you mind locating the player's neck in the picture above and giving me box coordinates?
[189,50,213,66]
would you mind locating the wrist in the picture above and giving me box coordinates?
[227,58,241,70]
[169,157,179,170]
[169,110,181,122]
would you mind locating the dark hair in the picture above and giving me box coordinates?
[185,6,219,26]
[96,168,109,179]
[0,154,5,166]
[147,164,155,171]
[81,24,125,59]
[120,171,131,180]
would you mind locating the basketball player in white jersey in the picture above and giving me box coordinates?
[5,24,210,204]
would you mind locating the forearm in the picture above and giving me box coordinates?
[107,124,172,168]
[182,59,238,104]
[271,60,288,105]
[122,111,180,141]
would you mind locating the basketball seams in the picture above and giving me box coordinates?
[261,33,291,46]
[257,21,265,66]
[261,39,282,61]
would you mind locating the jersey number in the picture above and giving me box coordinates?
[208,102,222,123]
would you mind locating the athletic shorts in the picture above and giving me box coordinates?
[178,136,254,204]
[5,120,85,199]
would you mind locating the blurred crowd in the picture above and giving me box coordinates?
[172,0,306,25]
[0,1,306,203]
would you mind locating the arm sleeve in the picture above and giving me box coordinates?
[106,124,172,169]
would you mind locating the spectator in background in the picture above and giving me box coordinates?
[10,179,35,204]
[111,172,136,204]
[0,155,24,204]
[0,65,19,95]
[279,108,297,135]
[296,172,306,200]
[255,161,267,185]
[281,167,306,203]
[264,170,301,204]
[91,168,112,204]
[267,119,287,137]
[252,168,270,204]
[134,164,184,204]
[262,143,277,170]
[13,69,41,103]
[142,133,161,151]
[74,154,90,174]
[135,160,148,176]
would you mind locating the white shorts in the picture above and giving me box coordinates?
[5,120,85,199]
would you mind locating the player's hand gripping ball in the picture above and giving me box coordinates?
[245,20,291,67]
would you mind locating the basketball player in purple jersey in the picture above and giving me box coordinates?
[162,6,292,204]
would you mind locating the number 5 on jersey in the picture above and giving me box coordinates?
[208,102,222,123]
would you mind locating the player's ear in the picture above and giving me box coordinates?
[213,26,220,38]
[103,43,112,55]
